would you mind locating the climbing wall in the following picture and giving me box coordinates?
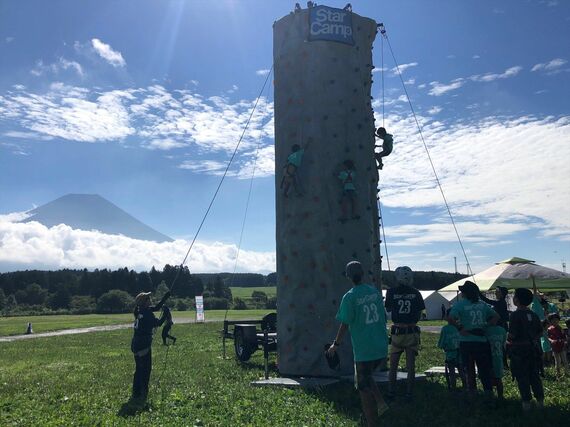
[274,8,380,377]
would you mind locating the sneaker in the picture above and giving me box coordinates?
[172,337,177,345]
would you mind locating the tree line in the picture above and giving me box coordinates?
[0,266,463,316]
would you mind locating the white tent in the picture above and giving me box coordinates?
[438,291,459,306]
[420,290,449,320]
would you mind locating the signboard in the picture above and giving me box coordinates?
[308,5,354,45]
[195,295,205,323]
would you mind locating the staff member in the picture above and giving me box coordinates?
[384,266,425,399]
[131,290,170,403]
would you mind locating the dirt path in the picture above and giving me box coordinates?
[0,321,442,343]
[0,318,200,343]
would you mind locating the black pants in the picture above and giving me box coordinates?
[132,348,152,398]
[510,347,544,402]
[162,323,175,344]
[459,341,493,391]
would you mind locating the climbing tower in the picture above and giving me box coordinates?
[274,5,380,377]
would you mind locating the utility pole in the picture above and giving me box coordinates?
[454,257,458,275]
[563,259,567,274]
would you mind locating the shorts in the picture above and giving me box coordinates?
[390,332,421,355]
[354,358,384,390]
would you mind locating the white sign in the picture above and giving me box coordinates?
[195,295,205,323]
[308,5,354,45]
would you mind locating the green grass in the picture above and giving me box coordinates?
[230,286,277,299]
[0,310,273,337]
[0,323,568,426]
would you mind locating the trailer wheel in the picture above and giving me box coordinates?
[234,328,253,362]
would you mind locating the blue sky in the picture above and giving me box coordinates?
[0,0,569,274]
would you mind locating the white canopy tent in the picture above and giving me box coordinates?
[420,291,449,320]
[439,257,570,292]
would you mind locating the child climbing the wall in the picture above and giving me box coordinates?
[374,127,393,170]
[161,305,176,346]
[337,160,359,223]
[281,138,312,197]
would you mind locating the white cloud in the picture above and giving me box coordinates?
[0,219,275,273]
[145,138,187,150]
[427,106,442,115]
[428,65,523,96]
[404,78,416,85]
[391,62,418,75]
[0,85,274,155]
[91,38,126,67]
[472,55,481,59]
[531,58,567,73]
[256,69,270,76]
[31,58,84,77]
[470,66,523,82]
[428,79,465,96]
[178,160,231,176]
[379,113,570,244]
[5,37,14,44]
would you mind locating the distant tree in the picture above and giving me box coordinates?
[251,290,268,303]
[0,288,5,310]
[155,281,170,299]
[4,294,17,314]
[96,289,134,314]
[70,295,96,314]
[16,283,48,306]
[176,299,190,311]
[232,297,248,310]
[265,297,277,310]
[49,288,72,309]
[265,272,277,286]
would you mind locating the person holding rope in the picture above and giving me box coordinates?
[281,138,312,197]
[130,290,170,404]
[384,266,425,400]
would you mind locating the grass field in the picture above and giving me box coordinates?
[0,322,568,426]
[0,310,273,337]
[230,286,277,299]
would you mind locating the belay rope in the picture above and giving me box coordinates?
[377,22,474,278]
[153,65,274,396]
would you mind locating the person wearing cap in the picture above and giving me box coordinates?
[130,290,170,403]
[507,288,544,411]
[449,280,499,399]
[327,261,389,426]
[479,286,509,329]
[384,266,425,400]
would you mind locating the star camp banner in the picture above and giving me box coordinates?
[308,5,354,45]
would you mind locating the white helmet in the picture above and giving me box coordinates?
[394,266,413,286]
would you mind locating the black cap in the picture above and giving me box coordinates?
[459,280,479,293]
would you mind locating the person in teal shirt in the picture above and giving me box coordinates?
[438,313,464,390]
[486,325,507,399]
[337,160,359,222]
[281,139,312,197]
[374,127,393,170]
[328,261,389,426]
[449,281,499,396]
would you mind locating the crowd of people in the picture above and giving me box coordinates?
[327,261,569,426]
[125,261,568,425]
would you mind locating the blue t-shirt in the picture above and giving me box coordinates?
[287,149,304,167]
[336,284,389,362]
[530,296,545,321]
[438,324,460,362]
[338,169,356,191]
[450,299,497,343]
[485,325,506,379]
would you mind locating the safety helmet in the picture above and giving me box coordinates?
[394,266,413,286]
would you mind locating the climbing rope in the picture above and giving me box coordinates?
[377,191,391,271]
[379,25,475,278]
[223,69,273,323]
[166,64,274,294]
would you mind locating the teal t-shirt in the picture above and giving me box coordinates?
[485,325,506,379]
[438,324,460,362]
[338,170,356,191]
[336,284,388,362]
[287,149,304,167]
[530,296,545,321]
[450,299,497,343]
